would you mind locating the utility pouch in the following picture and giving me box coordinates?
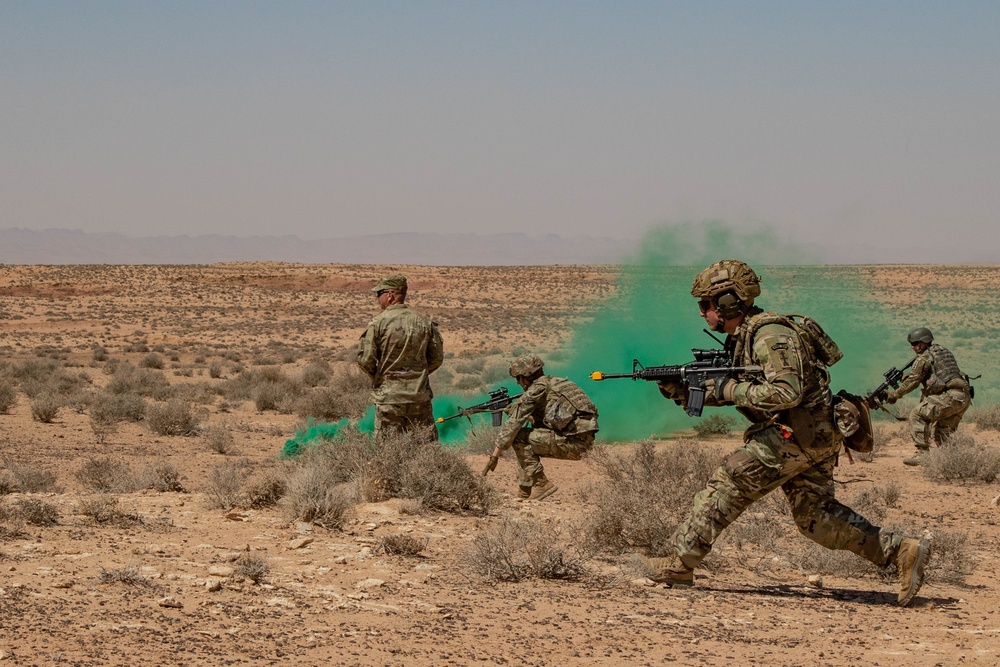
[783,407,817,448]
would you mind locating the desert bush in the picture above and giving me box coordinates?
[92,346,109,362]
[295,386,347,420]
[30,393,61,423]
[454,357,486,375]
[394,438,500,513]
[203,423,236,454]
[972,404,1000,432]
[140,461,185,492]
[75,457,140,493]
[301,360,332,387]
[139,353,164,369]
[106,363,172,400]
[91,391,147,424]
[78,495,146,527]
[0,380,16,414]
[328,364,373,418]
[243,467,287,509]
[208,361,224,379]
[921,432,1000,483]
[375,533,427,556]
[692,414,738,438]
[205,459,254,510]
[12,498,59,526]
[284,469,355,528]
[232,550,270,584]
[99,565,151,587]
[145,399,199,436]
[462,514,592,582]
[582,440,722,556]
[460,423,500,456]
[926,530,976,586]
[0,459,59,493]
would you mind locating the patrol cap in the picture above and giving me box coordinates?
[371,275,407,293]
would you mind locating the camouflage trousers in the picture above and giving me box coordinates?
[671,424,901,570]
[909,388,970,450]
[374,401,438,441]
[510,428,595,486]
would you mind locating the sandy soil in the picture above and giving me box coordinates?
[1,263,998,666]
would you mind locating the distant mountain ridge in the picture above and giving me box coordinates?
[0,228,638,266]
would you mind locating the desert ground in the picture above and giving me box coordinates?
[1,263,999,666]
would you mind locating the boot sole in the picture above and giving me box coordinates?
[898,539,931,607]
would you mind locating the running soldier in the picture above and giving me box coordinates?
[644,260,931,606]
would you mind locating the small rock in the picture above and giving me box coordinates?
[332,555,348,565]
[225,511,248,522]
[52,579,76,589]
[354,578,385,590]
[295,523,313,534]
[205,578,224,592]
[208,565,234,577]
[158,596,183,609]
[990,494,999,507]
[633,577,657,587]
[288,537,314,550]
[807,574,824,588]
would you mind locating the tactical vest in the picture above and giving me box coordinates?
[542,376,598,433]
[925,344,966,394]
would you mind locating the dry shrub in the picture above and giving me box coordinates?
[243,467,287,509]
[328,364,371,418]
[376,533,427,556]
[921,432,1000,483]
[284,472,355,529]
[972,404,1000,432]
[457,422,500,456]
[7,498,59,526]
[718,492,791,556]
[75,457,140,493]
[91,391,147,425]
[78,495,146,527]
[106,362,172,400]
[145,399,199,436]
[233,550,270,584]
[583,440,722,556]
[692,414,738,439]
[205,459,253,510]
[203,423,236,454]
[140,460,185,492]
[99,565,151,587]
[926,530,976,586]
[395,439,500,513]
[1,458,60,493]
[139,353,164,369]
[30,393,61,423]
[301,360,332,387]
[462,514,592,582]
[0,380,17,414]
[295,386,347,420]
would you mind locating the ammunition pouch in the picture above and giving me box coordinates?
[781,407,818,448]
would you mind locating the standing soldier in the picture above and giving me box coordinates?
[645,260,932,606]
[482,354,599,501]
[884,327,972,466]
[357,275,444,439]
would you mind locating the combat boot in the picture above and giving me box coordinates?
[894,537,931,606]
[528,480,558,501]
[517,485,533,501]
[640,555,695,588]
[903,449,927,466]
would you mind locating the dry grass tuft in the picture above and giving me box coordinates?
[462,514,592,582]
[375,533,427,556]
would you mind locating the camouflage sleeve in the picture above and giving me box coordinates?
[731,323,803,411]
[894,354,930,398]
[356,321,379,380]
[493,382,545,452]
[426,321,444,374]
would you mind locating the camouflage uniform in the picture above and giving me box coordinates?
[666,308,903,572]
[890,344,971,450]
[494,375,599,488]
[357,298,444,439]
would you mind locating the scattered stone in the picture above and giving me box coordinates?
[295,523,313,534]
[332,555,348,565]
[288,537,314,550]
[208,565,235,577]
[354,578,385,590]
[990,494,999,507]
[52,579,76,589]
[634,577,657,587]
[158,596,183,609]
[205,578,224,592]
[225,511,249,521]
[807,574,824,588]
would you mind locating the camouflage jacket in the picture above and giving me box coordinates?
[895,344,967,399]
[707,309,833,426]
[357,304,444,405]
[494,375,599,451]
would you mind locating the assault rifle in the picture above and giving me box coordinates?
[865,357,916,409]
[436,387,521,427]
[591,349,763,417]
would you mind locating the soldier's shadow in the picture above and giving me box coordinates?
[704,583,957,608]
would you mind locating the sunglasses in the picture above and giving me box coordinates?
[698,299,714,314]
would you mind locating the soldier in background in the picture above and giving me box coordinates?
[482,354,599,501]
[357,275,444,439]
[884,327,971,466]
[646,259,932,606]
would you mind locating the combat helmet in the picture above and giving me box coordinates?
[509,354,544,378]
[907,327,934,345]
[691,260,762,319]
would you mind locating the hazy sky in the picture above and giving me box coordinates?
[2,2,998,261]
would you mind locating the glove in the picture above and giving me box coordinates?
[705,378,738,403]
[883,391,897,405]
[657,381,685,401]
[481,455,499,477]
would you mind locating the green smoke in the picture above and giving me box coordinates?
[545,221,903,441]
